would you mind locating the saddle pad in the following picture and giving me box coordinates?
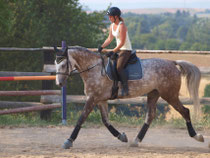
[105,58,143,81]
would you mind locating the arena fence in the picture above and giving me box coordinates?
[0,44,210,124]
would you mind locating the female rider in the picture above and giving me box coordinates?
[98,7,132,96]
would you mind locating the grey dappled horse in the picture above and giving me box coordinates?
[54,46,204,149]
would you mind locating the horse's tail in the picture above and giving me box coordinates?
[175,60,201,117]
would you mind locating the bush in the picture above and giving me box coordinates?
[202,105,210,114]
[204,84,210,97]
[203,84,210,124]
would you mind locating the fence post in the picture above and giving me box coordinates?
[61,41,67,125]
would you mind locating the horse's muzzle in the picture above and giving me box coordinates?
[58,82,63,87]
[56,79,67,87]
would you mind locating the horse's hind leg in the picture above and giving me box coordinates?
[97,101,128,142]
[162,94,204,142]
[131,90,160,147]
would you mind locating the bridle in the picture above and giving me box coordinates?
[56,54,105,76]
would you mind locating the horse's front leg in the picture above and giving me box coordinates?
[98,101,128,142]
[63,96,95,149]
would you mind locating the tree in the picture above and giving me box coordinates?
[190,43,208,51]
[177,26,188,41]
[0,0,107,96]
[175,10,182,17]
[0,0,13,46]
[5,0,106,47]
[154,40,165,50]
[186,19,210,49]
[179,42,191,50]
[140,34,157,49]
[165,39,181,50]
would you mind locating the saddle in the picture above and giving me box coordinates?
[105,51,143,99]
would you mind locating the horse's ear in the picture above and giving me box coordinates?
[54,46,59,53]
[62,47,68,56]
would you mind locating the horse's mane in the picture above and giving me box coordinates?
[68,46,99,56]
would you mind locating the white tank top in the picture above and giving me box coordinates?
[112,21,132,51]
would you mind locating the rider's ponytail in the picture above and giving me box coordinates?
[119,16,124,22]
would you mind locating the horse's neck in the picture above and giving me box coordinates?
[72,51,101,72]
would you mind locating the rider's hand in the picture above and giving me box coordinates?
[106,51,114,57]
[98,45,103,53]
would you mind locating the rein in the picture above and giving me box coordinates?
[56,48,106,76]
[56,59,102,76]
[70,62,101,76]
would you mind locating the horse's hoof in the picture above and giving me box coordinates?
[62,139,73,149]
[193,134,204,142]
[118,132,128,142]
[130,138,139,147]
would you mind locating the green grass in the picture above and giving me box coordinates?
[0,113,54,127]
[0,105,209,129]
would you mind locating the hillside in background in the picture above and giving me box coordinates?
[122,10,210,50]
[122,8,210,18]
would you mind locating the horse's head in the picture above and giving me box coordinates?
[54,45,99,86]
[54,46,71,87]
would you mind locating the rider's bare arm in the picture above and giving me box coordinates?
[101,25,114,48]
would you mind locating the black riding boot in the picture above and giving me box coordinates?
[118,70,129,96]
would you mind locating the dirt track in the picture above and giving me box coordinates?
[0,126,210,158]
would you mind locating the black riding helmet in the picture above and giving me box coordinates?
[107,7,121,17]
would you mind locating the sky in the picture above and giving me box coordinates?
[79,0,210,11]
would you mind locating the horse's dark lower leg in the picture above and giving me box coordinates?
[63,96,95,149]
[163,95,204,142]
[131,90,159,146]
[98,101,128,142]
